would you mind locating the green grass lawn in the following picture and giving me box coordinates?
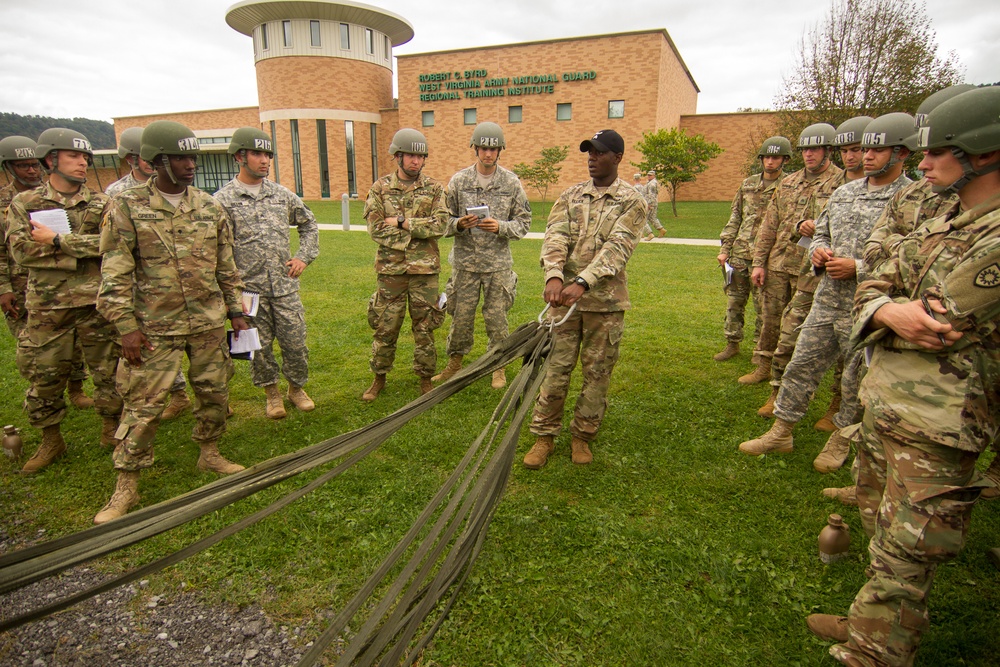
[2,231,998,666]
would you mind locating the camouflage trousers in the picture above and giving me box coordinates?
[247,292,309,388]
[529,309,624,442]
[113,327,233,472]
[368,273,444,378]
[19,306,122,429]
[721,258,761,344]
[444,269,517,357]
[770,286,844,401]
[832,419,984,667]
[6,304,88,383]
[773,309,860,429]
[751,268,796,363]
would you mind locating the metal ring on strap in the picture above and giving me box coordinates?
[536,302,577,328]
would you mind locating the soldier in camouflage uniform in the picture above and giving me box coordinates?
[744,124,843,385]
[642,170,666,239]
[362,129,448,401]
[523,130,647,468]
[740,113,915,472]
[434,122,531,390]
[215,127,319,419]
[6,129,123,473]
[713,136,789,362]
[94,121,248,524]
[807,85,1000,667]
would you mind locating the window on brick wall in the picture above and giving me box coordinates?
[556,103,572,121]
[422,111,434,127]
[508,106,523,123]
[464,108,477,125]
[608,100,625,119]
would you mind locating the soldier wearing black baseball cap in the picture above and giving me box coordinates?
[580,129,625,155]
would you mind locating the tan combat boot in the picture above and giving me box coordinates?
[491,368,507,389]
[419,376,434,395]
[100,416,121,448]
[713,341,740,362]
[22,425,67,474]
[287,384,315,411]
[570,437,593,465]
[93,470,140,524]
[739,418,794,456]
[264,384,286,419]
[814,431,851,473]
[67,379,94,409]
[160,390,192,420]
[523,435,554,469]
[814,395,842,431]
[432,354,464,382]
[822,485,858,506]
[197,441,245,474]
[362,374,386,402]
[737,357,771,385]
[806,614,849,643]
[979,455,1000,500]
[757,386,778,418]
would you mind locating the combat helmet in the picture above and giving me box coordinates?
[389,129,428,156]
[117,127,144,159]
[797,123,837,149]
[229,127,273,155]
[140,121,201,162]
[918,86,1000,193]
[0,136,43,188]
[758,136,793,157]
[861,112,918,177]
[35,128,93,183]
[915,84,977,129]
[834,117,874,147]
[470,122,505,149]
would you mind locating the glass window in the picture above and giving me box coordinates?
[340,23,350,49]
[282,20,292,47]
[310,21,321,47]
[384,36,390,60]
[317,120,330,198]
[345,120,356,197]
[365,28,374,54]
[370,123,379,182]
[261,24,269,50]
[556,103,572,121]
[508,106,522,123]
[270,120,279,183]
[421,111,434,127]
[608,100,625,119]
[290,119,303,197]
[464,108,477,125]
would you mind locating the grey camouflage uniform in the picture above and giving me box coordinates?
[105,171,145,199]
[443,164,531,356]
[642,177,664,235]
[214,177,319,388]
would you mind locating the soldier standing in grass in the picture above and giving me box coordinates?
[433,122,531,389]
[806,85,1000,667]
[94,121,247,524]
[6,129,123,473]
[362,129,448,402]
[523,129,646,468]
[215,127,319,419]
[641,169,665,240]
[713,136,789,362]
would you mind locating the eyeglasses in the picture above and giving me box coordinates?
[10,161,42,172]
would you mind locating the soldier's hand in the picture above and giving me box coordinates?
[477,217,499,234]
[717,252,728,267]
[873,298,962,350]
[751,267,766,287]
[121,330,154,366]
[559,282,585,306]
[457,214,479,230]
[29,221,57,244]
[286,258,307,278]
[799,219,816,237]
[825,257,856,280]
[0,292,18,319]
[230,316,250,339]
[543,278,563,306]
[812,247,834,268]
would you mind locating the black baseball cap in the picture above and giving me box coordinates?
[580,129,624,154]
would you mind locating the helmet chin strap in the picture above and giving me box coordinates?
[238,151,269,180]
[932,148,1000,194]
[51,152,87,185]
[161,155,178,186]
[805,150,830,176]
[864,146,903,178]
[4,164,42,189]
[396,155,421,179]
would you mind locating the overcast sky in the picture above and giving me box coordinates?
[0,0,995,122]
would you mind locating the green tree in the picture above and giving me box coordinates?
[511,145,568,208]
[634,128,722,217]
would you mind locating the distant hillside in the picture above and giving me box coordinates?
[0,113,115,150]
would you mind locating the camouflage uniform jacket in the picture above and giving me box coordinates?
[794,171,855,294]
[444,164,531,272]
[214,177,319,297]
[364,171,448,275]
[753,164,843,273]
[6,182,108,310]
[863,178,960,272]
[851,192,1000,453]
[719,173,780,261]
[541,178,647,312]
[97,177,244,337]
[105,171,146,199]
[809,174,910,315]
[0,183,28,296]
[645,179,659,209]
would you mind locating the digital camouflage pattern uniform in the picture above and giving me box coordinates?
[529,178,647,442]
[214,177,319,388]
[443,164,531,356]
[6,182,122,427]
[718,172,779,345]
[98,177,244,471]
[642,177,664,236]
[773,174,910,429]
[752,163,843,364]
[104,171,145,199]
[863,178,959,273]
[834,192,1000,667]
[365,171,449,378]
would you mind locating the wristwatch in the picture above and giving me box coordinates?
[573,276,590,291]
[52,234,61,250]
[396,214,405,229]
